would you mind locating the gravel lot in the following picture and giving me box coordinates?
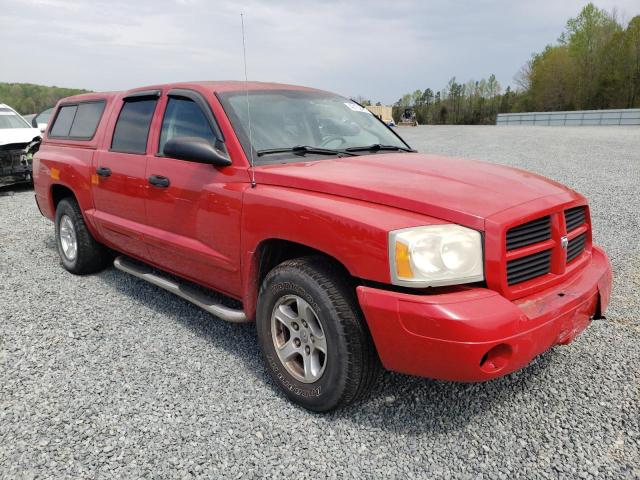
[1,126,639,479]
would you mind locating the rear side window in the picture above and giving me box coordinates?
[111,98,158,154]
[49,101,105,139]
[69,102,105,138]
[49,105,77,137]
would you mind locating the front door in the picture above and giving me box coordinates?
[143,90,246,297]
[91,92,160,260]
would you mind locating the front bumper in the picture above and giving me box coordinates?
[357,245,612,381]
[0,145,32,180]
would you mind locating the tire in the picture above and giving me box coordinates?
[55,197,111,274]
[257,256,380,412]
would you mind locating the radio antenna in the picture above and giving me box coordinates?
[241,13,256,188]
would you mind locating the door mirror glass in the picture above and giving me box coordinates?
[163,137,231,166]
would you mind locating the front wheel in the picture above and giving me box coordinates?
[257,256,380,412]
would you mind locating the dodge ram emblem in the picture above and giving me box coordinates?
[561,236,569,249]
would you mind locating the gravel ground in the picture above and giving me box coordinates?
[1,125,639,479]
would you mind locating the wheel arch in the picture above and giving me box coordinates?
[49,182,102,242]
[51,183,77,211]
[243,238,356,321]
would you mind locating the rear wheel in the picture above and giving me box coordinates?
[257,256,380,412]
[55,197,110,274]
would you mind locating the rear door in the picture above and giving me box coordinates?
[144,89,246,297]
[91,90,160,260]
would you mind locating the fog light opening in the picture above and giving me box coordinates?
[479,343,513,374]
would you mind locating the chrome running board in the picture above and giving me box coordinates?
[113,256,249,323]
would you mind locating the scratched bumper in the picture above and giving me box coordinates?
[357,245,612,381]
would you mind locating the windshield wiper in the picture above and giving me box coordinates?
[257,145,357,157]
[345,144,415,153]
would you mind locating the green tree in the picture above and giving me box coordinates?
[0,82,90,114]
[624,16,640,106]
[562,3,621,108]
[411,89,423,107]
[528,45,577,110]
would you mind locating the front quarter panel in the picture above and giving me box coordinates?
[241,185,445,318]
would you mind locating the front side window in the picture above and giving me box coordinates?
[111,98,158,154]
[0,108,31,129]
[158,97,217,154]
[218,89,410,164]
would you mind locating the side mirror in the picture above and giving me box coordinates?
[163,137,231,167]
[37,123,47,133]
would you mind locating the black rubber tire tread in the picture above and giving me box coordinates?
[55,197,111,275]
[257,255,381,411]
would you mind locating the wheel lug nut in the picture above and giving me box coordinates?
[305,346,310,355]
[292,323,299,331]
[301,320,307,328]
[294,339,301,347]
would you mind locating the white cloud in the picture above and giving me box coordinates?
[2,0,638,103]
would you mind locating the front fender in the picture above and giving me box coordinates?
[240,185,444,318]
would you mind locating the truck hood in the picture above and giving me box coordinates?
[253,153,573,229]
[0,128,41,147]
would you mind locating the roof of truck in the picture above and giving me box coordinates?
[59,81,323,104]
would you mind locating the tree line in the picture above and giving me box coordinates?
[370,3,640,125]
[0,83,90,115]
[2,3,638,122]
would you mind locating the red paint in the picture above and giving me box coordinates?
[357,247,610,380]
[33,81,612,382]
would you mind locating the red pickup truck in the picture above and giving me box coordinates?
[33,81,612,411]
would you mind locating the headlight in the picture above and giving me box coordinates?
[389,225,484,287]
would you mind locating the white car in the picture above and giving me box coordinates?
[0,104,42,183]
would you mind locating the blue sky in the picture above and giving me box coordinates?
[2,0,638,103]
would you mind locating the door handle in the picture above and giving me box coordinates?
[148,174,170,188]
[96,166,111,177]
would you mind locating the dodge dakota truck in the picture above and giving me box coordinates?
[33,81,612,411]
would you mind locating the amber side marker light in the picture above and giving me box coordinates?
[395,242,413,279]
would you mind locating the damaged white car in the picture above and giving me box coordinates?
[0,104,41,184]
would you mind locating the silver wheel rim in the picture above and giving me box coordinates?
[59,215,78,261]
[271,295,327,383]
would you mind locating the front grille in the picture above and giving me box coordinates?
[565,206,586,231]
[567,232,587,263]
[506,216,551,251]
[507,249,552,285]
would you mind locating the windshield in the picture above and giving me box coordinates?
[218,89,410,164]
[0,108,31,129]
